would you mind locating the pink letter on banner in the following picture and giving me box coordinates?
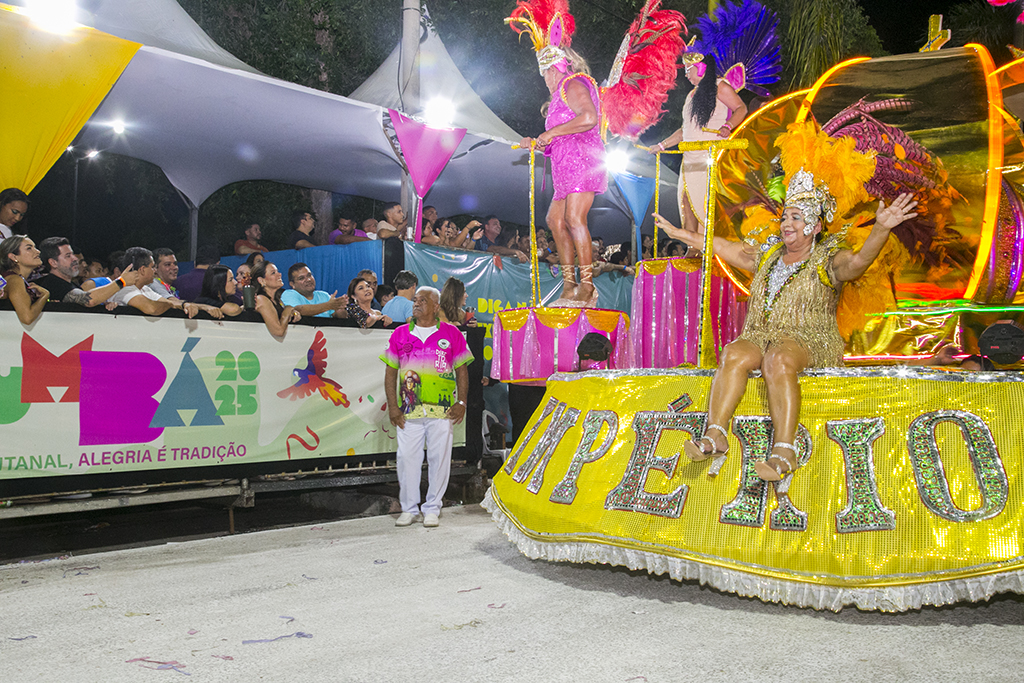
[79,351,166,446]
[389,109,467,241]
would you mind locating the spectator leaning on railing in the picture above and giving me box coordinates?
[234,222,269,255]
[281,262,348,319]
[195,265,243,317]
[149,247,179,299]
[1,234,48,324]
[376,202,407,240]
[250,260,301,336]
[37,236,139,307]
[346,276,391,329]
[435,217,475,250]
[329,215,368,245]
[110,247,219,319]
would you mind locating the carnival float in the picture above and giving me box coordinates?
[485,0,1024,611]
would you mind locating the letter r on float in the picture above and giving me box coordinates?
[79,351,166,445]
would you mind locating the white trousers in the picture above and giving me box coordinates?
[396,417,454,515]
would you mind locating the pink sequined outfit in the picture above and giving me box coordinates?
[545,73,607,201]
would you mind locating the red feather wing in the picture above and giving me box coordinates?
[604,2,687,140]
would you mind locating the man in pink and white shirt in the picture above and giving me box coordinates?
[381,286,472,528]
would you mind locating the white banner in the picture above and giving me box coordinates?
[0,311,466,482]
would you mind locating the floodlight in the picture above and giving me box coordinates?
[606,149,630,175]
[111,120,126,135]
[423,98,455,128]
[26,0,78,35]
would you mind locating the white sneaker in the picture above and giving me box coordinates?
[395,512,420,527]
[423,513,440,527]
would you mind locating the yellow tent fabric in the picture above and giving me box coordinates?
[0,6,140,192]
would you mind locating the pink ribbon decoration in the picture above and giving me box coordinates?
[388,109,467,242]
[492,309,631,382]
[629,258,747,368]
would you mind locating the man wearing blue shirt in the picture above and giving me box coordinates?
[473,215,528,263]
[281,263,347,318]
[381,270,417,324]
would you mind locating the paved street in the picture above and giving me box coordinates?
[2,504,1023,682]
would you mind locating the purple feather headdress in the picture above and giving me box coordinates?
[690,0,781,98]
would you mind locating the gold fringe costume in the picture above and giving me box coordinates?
[738,233,847,368]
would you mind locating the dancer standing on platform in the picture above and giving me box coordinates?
[511,1,606,307]
[650,0,780,235]
[508,0,688,306]
[653,52,745,235]
[653,122,917,485]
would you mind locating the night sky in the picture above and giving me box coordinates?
[859,0,966,55]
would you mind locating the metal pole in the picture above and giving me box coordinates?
[400,0,420,111]
[400,0,421,235]
[189,203,199,262]
[71,157,79,247]
[675,138,749,368]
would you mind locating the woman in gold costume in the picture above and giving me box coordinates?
[653,123,917,485]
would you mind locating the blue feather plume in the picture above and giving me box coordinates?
[692,0,781,97]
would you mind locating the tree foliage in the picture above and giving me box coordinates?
[945,0,1018,64]
[774,0,885,88]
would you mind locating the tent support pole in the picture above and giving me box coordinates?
[401,172,416,239]
[189,204,199,262]
[400,0,420,110]
[172,188,199,262]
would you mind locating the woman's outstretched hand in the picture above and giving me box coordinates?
[875,193,919,231]
[652,213,702,251]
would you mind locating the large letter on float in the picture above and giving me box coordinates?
[509,400,581,494]
[907,410,1008,522]
[549,410,618,504]
[604,411,704,518]
[503,397,559,475]
[828,418,895,533]
[720,416,812,531]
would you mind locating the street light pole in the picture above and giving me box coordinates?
[69,149,98,249]
[72,155,80,247]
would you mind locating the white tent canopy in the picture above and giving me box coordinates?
[79,0,260,74]
[350,10,521,143]
[78,46,401,208]
[63,0,677,240]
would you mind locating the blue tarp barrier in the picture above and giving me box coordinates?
[211,241,385,295]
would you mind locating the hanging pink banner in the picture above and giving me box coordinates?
[388,109,467,241]
[629,257,747,368]
[491,307,631,383]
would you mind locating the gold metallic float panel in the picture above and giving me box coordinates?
[491,368,1024,589]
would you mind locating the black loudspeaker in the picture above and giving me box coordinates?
[979,322,1024,365]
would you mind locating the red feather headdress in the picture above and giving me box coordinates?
[603,0,687,140]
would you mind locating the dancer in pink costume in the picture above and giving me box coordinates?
[522,67,607,306]
[510,0,606,307]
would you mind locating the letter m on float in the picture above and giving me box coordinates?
[20,333,93,403]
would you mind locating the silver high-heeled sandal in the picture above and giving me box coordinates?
[754,442,797,483]
[549,265,580,308]
[683,422,729,476]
